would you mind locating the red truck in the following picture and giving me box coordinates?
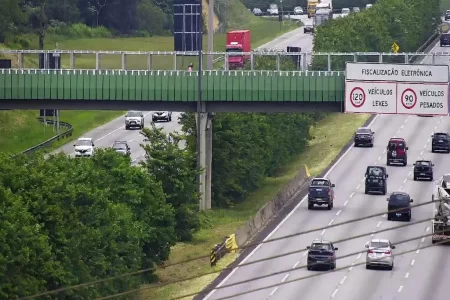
[226,30,251,69]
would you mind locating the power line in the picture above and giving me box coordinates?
[95,216,433,299]
[173,232,445,300]
[20,200,435,299]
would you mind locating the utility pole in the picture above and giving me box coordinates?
[205,0,214,209]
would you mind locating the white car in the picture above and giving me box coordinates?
[341,8,350,16]
[366,4,373,9]
[74,138,95,157]
[125,110,144,130]
[293,6,303,15]
[365,238,395,270]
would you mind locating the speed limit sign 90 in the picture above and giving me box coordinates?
[401,88,417,109]
[350,87,366,108]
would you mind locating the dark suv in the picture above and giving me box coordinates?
[387,138,408,166]
[354,127,375,147]
[307,178,335,210]
[445,10,450,21]
[413,160,434,181]
[387,192,413,221]
[431,132,450,153]
[441,32,450,46]
[307,240,338,271]
[365,166,388,195]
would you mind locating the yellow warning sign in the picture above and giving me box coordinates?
[391,42,400,53]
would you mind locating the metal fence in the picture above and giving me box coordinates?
[19,117,73,155]
[1,47,447,72]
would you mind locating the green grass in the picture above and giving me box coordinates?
[138,113,371,300]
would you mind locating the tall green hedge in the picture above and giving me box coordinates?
[312,0,441,70]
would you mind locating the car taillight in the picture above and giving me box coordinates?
[368,250,374,253]
[385,251,391,255]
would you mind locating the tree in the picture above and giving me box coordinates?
[141,123,201,241]
[0,0,25,43]
[0,150,177,298]
[88,0,110,26]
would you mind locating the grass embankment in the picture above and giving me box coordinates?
[140,113,371,300]
[0,12,297,154]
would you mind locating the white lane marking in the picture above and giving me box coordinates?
[331,289,339,298]
[321,229,326,235]
[303,251,308,257]
[411,259,415,266]
[344,201,348,206]
[408,171,412,176]
[376,221,382,227]
[405,119,408,123]
[377,156,381,160]
[398,286,403,293]
[396,130,400,134]
[383,214,387,218]
[269,287,278,296]
[349,266,353,271]
[428,138,430,142]
[281,274,290,282]
[399,186,403,191]
[336,210,342,216]
[293,261,300,269]
[203,115,381,300]
[421,237,425,243]
[426,227,430,232]
[356,184,361,189]
[416,249,420,254]
[328,219,334,226]
[350,192,354,198]
[405,273,409,279]
[403,178,407,183]
[356,253,362,259]
[383,149,387,154]
[340,276,347,285]
[128,139,134,143]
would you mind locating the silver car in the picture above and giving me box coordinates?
[365,238,395,270]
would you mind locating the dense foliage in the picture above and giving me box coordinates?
[312,0,440,69]
[0,142,182,298]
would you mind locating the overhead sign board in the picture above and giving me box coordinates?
[345,62,449,116]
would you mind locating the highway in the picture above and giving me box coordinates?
[53,24,313,163]
[203,42,450,300]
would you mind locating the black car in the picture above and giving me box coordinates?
[441,33,450,46]
[387,192,413,221]
[112,141,131,155]
[413,160,434,181]
[308,178,335,210]
[365,166,388,195]
[431,132,450,153]
[152,111,172,122]
[354,127,375,147]
[307,240,338,270]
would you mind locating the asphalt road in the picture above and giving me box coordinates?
[203,42,450,300]
[53,25,315,163]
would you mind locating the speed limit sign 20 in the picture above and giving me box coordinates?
[401,88,417,109]
[350,87,366,108]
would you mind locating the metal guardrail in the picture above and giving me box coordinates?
[20,117,73,155]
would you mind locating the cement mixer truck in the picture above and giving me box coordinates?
[431,174,450,244]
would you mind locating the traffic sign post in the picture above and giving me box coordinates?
[345,62,449,116]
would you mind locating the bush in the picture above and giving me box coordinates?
[0,150,177,298]
[47,23,113,39]
[311,0,440,70]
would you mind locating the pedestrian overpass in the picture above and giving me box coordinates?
[0,69,344,112]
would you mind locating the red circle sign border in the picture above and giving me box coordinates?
[350,87,366,108]
[401,88,417,110]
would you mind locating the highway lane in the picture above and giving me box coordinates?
[53,25,314,163]
[203,42,450,300]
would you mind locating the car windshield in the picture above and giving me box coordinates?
[389,141,404,149]
[435,133,448,138]
[269,4,277,9]
[390,194,410,205]
[416,161,431,166]
[369,241,390,248]
[127,111,141,117]
[113,143,127,150]
[311,179,329,186]
[367,167,384,176]
[311,243,332,250]
[76,140,92,146]
[357,128,371,134]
